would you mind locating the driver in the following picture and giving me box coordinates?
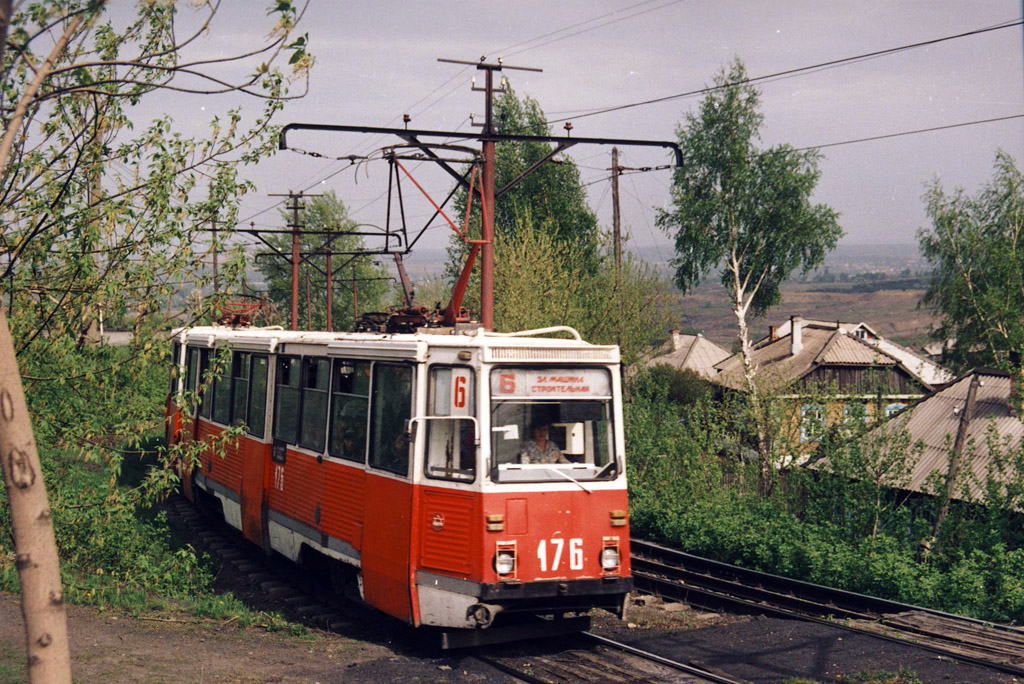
[520,422,569,464]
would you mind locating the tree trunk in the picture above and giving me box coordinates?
[732,282,771,495]
[0,309,72,683]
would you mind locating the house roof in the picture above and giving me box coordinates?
[712,318,951,391]
[641,331,731,380]
[868,368,1022,501]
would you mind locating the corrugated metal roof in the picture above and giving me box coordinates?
[817,333,896,366]
[875,370,1023,501]
[642,333,731,380]
[711,319,946,393]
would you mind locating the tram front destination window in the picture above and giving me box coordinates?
[490,367,617,483]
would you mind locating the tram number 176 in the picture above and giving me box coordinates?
[537,538,583,572]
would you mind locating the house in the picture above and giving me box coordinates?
[639,330,731,381]
[867,368,1023,502]
[711,317,952,445]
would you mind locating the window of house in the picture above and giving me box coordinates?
[369,364,413,476]
[328,359,370,462]
[800,404,824,442]
[885,402,906,418]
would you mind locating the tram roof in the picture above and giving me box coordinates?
[171,325,620,364]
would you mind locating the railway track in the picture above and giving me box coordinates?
[165,495,753,683]
[475,631,753,684]
[631,537,1024,678]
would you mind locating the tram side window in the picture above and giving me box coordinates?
[328,359,370,462]
[369,364,412,476]
[273,356,301,444]
[424,367,476,482]
[169,342,181,393]
[227,352,268,438]
[231,353,251,427]
[198,349,213,420]
[211,349,233,425]
[185,347,199,395]
[299,357,330,452]
[247,356,269,438]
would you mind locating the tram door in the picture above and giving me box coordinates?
[360,363,415,622]
[236,354,271,548]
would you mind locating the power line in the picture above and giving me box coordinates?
[795,112,1024,152]
[545,18,1024,124]
[496,0,686,59]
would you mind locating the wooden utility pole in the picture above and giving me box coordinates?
[610,147,622,272]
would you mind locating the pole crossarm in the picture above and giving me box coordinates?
[279,123,684,168]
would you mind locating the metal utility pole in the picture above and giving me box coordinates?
[479,67,497,331]
[452,57,543,330]
[269,191,309,331]
[610,147,621,272]
[210,218,221,296]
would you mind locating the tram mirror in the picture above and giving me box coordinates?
[559,401,603,423]
[492,424,519,441]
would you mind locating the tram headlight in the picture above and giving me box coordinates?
[494,541,517,577]
[601,537,620,572]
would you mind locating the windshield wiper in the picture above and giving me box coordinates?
[546,466,592,494]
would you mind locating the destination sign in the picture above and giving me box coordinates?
[490,368,610,399]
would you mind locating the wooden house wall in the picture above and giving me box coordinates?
[798,365,924,395]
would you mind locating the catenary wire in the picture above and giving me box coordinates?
[544,18,1024,124]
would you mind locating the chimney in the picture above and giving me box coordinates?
[790,316,803,356]
[769,325,778,342]
[670,329,682,351]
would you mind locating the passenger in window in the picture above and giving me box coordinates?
[520,422,568,464]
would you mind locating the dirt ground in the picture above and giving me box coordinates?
[2,591,1018,684]
[0,591,507,684]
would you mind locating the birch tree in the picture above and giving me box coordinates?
[918,151,1024,372]
[0,2,309,680]
[657,59,842,491]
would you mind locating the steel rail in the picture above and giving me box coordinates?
[582,631,751,684]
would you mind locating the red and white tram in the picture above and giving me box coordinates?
[167,324,631,646]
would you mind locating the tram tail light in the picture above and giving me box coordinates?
[601,537,620,572]
[609,510,627,527]
[485,513,505,532]
[494,541,517,578]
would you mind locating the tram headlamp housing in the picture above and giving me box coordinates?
[494,541,517,578]
[601,537,620,572]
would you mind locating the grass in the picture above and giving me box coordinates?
[785,669,922,684]
[0,642,26,683]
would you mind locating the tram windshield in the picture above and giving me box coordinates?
[489,367,618,483]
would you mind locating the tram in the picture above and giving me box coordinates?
[167,323,631,646]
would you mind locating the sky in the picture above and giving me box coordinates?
[158,1,1024,266]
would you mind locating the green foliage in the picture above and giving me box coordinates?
[494,219,676,364]
[635,365,712,406]
[657,59,842,314]
[0,1,310,623]
[918,151,1024,371]
[254,191,392,330]
[786,669,922,684]
[625,378,1024,623]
